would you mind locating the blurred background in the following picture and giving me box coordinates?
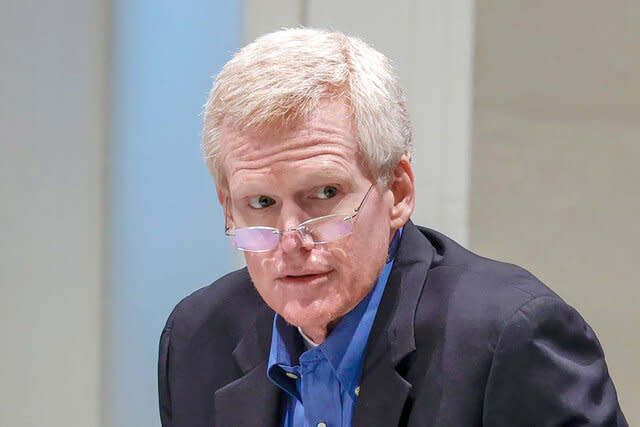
[1,0,637,425]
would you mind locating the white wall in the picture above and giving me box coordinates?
[0,1,107,426]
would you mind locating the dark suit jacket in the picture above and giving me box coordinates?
[158,221,627,426]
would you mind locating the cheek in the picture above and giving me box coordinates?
[329,231,388,292]
[244,253,275,289]
[353,215,390,258]
[244,253,287,312]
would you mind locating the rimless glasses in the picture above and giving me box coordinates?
[224,184,375,252]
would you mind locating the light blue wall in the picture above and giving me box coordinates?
[107,2,243,425]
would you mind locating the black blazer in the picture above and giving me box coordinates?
[158,221,627,426]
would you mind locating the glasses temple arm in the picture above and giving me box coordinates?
[352,183,375,215]
[224,197,234,235]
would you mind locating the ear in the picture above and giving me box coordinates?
[388,155,415,230]
[217,187,231,227]
[216,187,226,207]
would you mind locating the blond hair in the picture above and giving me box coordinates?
[203,28,412,188]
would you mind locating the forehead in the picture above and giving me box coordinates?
[220,100,370,194]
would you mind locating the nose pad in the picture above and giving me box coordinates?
[297,228,315,250]
[280,228,314,252]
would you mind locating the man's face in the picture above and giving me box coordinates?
[219,99,398,338]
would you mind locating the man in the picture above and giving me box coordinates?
[158,28,627,426]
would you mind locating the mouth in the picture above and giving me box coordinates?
[277,271,332,285]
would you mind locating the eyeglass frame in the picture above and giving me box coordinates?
[223,183,375,252]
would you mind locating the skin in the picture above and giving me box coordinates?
[217,98,415,344]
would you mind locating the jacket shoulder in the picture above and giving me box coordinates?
[408,224,569,352]
[405,225,626,426]
[417,225,561,321]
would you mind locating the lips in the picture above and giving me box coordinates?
[277,271,332,284]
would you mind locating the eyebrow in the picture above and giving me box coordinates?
[228,169,354,199]
[297,168,353,186]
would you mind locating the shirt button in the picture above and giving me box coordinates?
[355,386,360,396]
[316,423,327,427]
[285,372,298,379]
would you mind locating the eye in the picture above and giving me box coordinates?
[314,185,339,199]
[248,195,276,209]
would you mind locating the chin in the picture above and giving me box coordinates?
[276,297,342,329]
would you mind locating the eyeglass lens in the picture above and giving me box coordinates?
[232,216,355,251]
[232,228,279,252]
[305,216,354,243]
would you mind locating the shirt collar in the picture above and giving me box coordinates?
[297,326,319,349]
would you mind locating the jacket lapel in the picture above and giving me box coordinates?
[353,221,435,426]
[213,305,282,427]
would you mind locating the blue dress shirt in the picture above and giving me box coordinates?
[267,229,402,427]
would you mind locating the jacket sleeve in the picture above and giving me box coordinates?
[158,310,175,427]
[483,295,628,426]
